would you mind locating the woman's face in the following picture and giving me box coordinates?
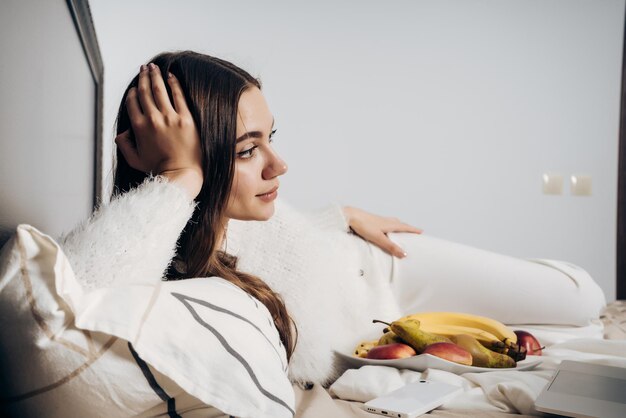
[225,87,287,221]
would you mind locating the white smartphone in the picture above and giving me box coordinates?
[362,380,462,418]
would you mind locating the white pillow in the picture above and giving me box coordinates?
[0,224,295,418]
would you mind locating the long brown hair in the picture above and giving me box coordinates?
[112,51,297,360]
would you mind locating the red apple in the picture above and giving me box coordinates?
[422,342,473,366]
[366,343,417,360]
[514,330,543,356]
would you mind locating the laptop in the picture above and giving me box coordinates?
[534,360,626,418]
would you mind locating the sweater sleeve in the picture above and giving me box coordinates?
[58,175,197,291]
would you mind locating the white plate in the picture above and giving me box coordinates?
[336,351,542,374]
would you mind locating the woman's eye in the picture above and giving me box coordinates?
[237,145,258,159]
[269,129,277,144]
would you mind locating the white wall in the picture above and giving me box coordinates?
[0,0,95,243]
[89,0,624,302]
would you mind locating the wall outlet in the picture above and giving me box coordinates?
[542,173,564,195]
[570,175,592,196]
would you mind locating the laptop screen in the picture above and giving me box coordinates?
[548,369,626,404]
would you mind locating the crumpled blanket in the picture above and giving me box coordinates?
[328,321,626,416]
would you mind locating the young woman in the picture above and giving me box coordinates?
[62,50,606,391]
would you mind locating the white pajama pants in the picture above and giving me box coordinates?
[367,233,607,327]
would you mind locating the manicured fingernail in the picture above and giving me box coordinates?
[167,72,173,79]
[397,251,407,258]
[140,64,147,72]
[148,63,156,71]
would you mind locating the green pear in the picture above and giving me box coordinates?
[378,331,404,346]
[389,319,451,353]
[451,334,516,368]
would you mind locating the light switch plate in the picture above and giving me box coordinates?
[542,173,563,195]
[571,175,592,196]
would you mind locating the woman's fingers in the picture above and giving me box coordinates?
[167,72,191,115]
[125,87,143,122]
[372,232,407,258]
[343,206,420,258]
[137,64,157,115]
[385,220,422,234]
[114,130,143,172]
[121,65,201,176]
[148,64,175,113]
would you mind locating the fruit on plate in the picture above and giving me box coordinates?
[366,343,417,360]
[353,340,378,358]
[450,334,516,368]
[374,319,451,353]
[378,331,404,346]
[514,330,543,356]
[422,342,473,366]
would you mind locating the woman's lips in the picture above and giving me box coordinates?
[256,187,278,202]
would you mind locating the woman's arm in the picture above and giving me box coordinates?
[60,64,203,289]
[342,206,422,258]
[59,176,196,290]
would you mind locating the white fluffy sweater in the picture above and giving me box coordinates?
[226,201,400,386]
[59,176,400,387]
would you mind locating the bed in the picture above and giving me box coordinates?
[1,220,624,418]
[1,215,624,418]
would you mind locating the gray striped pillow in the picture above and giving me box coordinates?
[0,225,295,418]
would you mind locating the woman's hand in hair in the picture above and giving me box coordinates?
[115,63,203,199]
[342,206,422,258]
